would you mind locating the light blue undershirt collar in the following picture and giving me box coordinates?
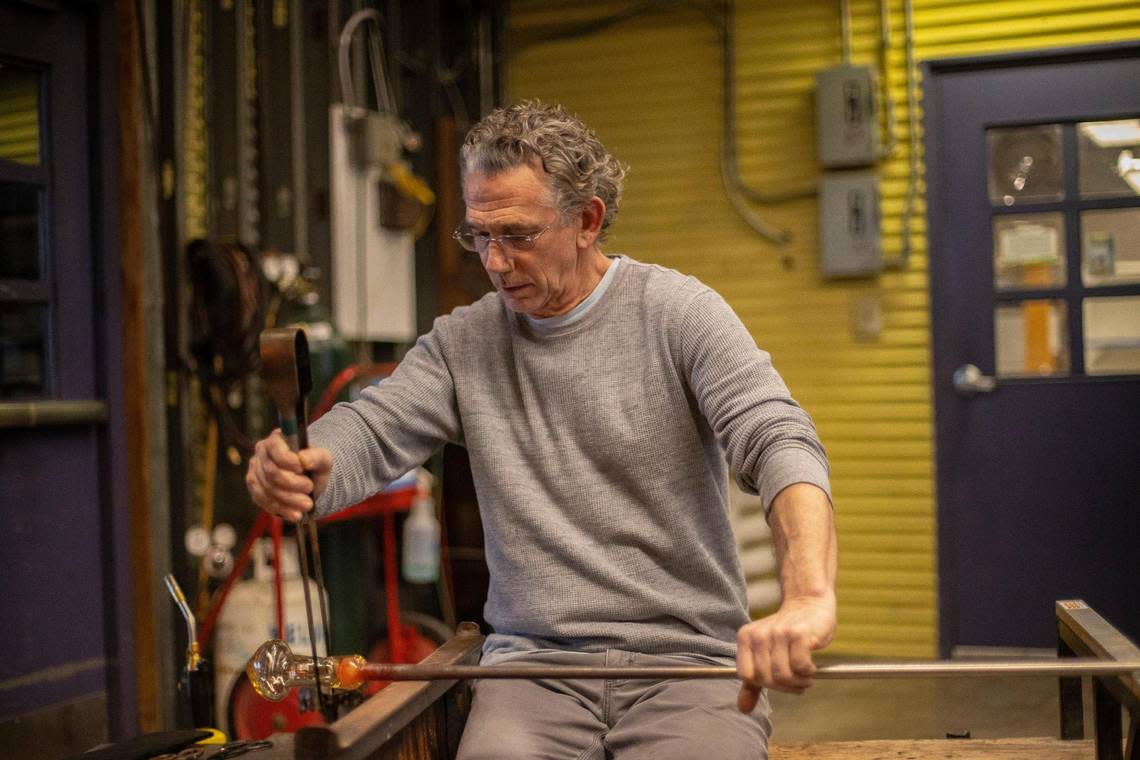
[525,256,622,335]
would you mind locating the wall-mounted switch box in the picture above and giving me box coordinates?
[329,105,416,341]
[816,64,880,168]
[820,170,882,278]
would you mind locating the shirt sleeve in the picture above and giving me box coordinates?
[308,320,462,517]
[676,285,831,512]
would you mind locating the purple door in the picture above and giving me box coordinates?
[1,2,132,744]
[925,43,1140,654]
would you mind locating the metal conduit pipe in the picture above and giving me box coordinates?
[290,0,309,264]
[0,400,108,429]
[514,1,805,245]
[839,0,852,64]
[894,0,920,268]
[720,0,814,245]
[878,0,898,160]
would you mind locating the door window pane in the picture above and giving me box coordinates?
[1083,296,1140,375]
[0,64,41,166]
[0,182,41,279]
[1082,208,1140,286]
[987,125,1063,206]
[995,300,1069,377]
[0,303,46,397]
[993,214,1065,290]
[1078,119,1140,199]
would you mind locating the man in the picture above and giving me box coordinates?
[247,101,836,759]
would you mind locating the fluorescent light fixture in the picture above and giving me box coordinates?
[1082,120,1140,148]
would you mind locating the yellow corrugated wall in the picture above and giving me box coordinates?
[506,0,1140,657]
[0,74,40,165]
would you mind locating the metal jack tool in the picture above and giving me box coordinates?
[259,327,335,721]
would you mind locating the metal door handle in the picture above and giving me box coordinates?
[953,364,996,395]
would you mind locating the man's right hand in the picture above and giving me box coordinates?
[245,430,333,522]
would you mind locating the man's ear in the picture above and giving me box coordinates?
[577,196,605,248]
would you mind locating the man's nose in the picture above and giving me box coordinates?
[483,242,512,272]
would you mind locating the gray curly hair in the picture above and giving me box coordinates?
[460,101,626,240]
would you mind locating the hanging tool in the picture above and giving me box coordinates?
[164,574,215,727]
[245,635,1140,701]
[258,327,334,721]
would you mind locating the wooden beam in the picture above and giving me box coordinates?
[770,738,1095,759]
[117,0,158,733]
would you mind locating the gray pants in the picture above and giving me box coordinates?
[456,648,771,760]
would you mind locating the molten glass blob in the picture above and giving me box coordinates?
[246,639,367,702]
[336,652,367,691]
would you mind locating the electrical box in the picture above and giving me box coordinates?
[329,104,417,342]
[815,64,879,168]
[819,171,882,279]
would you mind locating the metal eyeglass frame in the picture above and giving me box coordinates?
[452,225,552,253]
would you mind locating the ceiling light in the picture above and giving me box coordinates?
[1082,120,1140,148]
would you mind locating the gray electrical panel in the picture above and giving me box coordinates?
[819,171,882,278]
[815,64,880,168]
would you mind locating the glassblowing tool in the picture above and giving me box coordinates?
[258,327,333,720]
[245,627,1140,701]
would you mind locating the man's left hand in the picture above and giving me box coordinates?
[735,592,837,712]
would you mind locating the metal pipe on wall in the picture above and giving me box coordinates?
[0,400,108,429]
[720,0,814,245]
[839,0,852,64]
[290,0,309,263]
[878,0,897,160]
[897,0,919,268]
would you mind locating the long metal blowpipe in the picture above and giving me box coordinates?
[245,639,1140,702]
[356,659,1140,682]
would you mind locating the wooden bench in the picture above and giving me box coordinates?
[256,600,1136,759]
[770,737,1096,759]
[278,622,483,759]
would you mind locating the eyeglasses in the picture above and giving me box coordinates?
[452,225,552,253]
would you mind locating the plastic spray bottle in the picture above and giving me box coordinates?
[401,469,440,583]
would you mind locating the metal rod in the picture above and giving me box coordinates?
[0,400,108,429]
[357,659,1140,683]
[839,0,852,64]
[307,519,332,657]
[294,515,326,712]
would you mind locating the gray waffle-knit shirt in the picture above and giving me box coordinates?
[309,257,830,659]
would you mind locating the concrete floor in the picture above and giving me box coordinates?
[766,662,1118,743]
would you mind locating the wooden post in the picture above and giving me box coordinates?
[117,0,161,734]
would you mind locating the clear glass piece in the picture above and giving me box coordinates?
[995,300,1069,377]
[246,638,365,702]
[1078,118,1140,199]
[1081,208,1140,286]
[0,303,47,398]
[993,214,1065,289]
[1083,296,1140,375]
[0,65,42,166]
[987,125,1064,206]
[0,182,42,279]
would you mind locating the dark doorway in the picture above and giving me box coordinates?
[925,43,1140,654]
[0,1,130,749]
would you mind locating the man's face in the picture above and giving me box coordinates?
[462,162,589,318]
